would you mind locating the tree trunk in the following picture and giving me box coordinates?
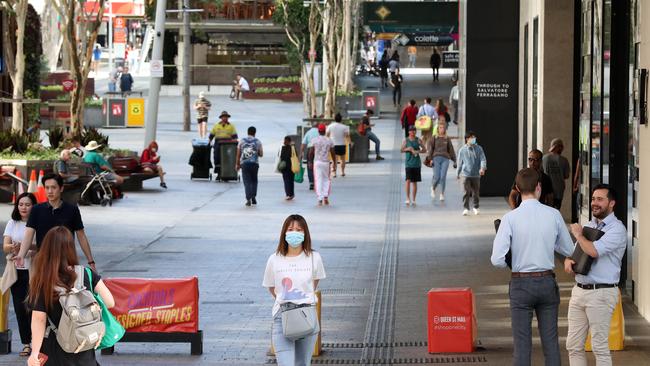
[54,0,104,134]
[11,1,28,132]
[323,0,339,118]
[307,0,322,118]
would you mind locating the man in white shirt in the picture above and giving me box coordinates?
[449,80,459,125]
[326,113,350,177]
[232,74,250,100]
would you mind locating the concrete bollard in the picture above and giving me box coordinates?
[0,291,11,354]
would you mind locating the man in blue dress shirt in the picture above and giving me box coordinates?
[492,168,574,366]
[564,184,627,366]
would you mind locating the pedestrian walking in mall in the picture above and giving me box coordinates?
[194,91,212,139]
[236,126,263,206]
[300,123,319,191]
[3,193,37,357]
[449,80,459,124]
[491,168,574,366]
[263,214,326,366]
[209,111,238,176]
[140,140,167,189]
[564,184,627,366]
[434,99,450,128]
[119,66,134,95]
[92,44,101,74]
[389,54,400,79]
[390,68,403,108]
[379,51,389,88]
[456,132,487,215]
[360,110,385,160]
[425,119,456,202]
[108,66,122,93]
[402,126,424,206]
[279,136,295,200]
[311,124,335,205]
[430,49,441,81]
[401,100,419,138]
[27,226,115,366]
[417,98,438,145]
[508,149,554,208]
[543,138,571,209]
[15,174,96,271]
[326,114,350,177]
[408,45,417,68]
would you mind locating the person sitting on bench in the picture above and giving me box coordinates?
[83,141,124,186]
[141,141,167,189]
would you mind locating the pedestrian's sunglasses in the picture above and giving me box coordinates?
[528,157,541,162]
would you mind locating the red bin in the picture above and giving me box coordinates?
[427,287,477,353]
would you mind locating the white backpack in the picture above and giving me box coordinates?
[48,266,105,353]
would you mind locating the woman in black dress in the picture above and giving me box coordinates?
[279,136,295,200]
[28,226,115,366]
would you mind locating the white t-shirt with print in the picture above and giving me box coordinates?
[263,251,326,317]
[3,220,30,270]
[326,122,350,146]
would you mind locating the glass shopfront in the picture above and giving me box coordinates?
[576,0,639,290]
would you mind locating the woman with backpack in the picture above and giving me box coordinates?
[263,214,326,366]
[28,226,115,366]
[3,192,37,357]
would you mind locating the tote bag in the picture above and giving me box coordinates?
[290,146,301,174]
[86,268,125,349]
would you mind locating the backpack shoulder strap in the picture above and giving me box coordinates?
[85,267,95,293]
[73,265,85,291]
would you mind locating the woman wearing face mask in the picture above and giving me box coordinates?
[141,140,167,189]
[2,192,37,357]
[263,214,326,366]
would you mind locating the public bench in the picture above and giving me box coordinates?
[109,156,157,191]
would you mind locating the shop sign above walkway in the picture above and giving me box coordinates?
[364,1,458,33]
[394,33,455,47]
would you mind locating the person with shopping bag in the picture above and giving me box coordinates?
[277,136,297,200]
[2,192,37,357]
[263,215,326,366]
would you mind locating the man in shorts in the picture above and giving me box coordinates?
[326,113,350,177]
[194,91,212,139]
[82,140,124,186]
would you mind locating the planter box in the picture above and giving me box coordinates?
[84,106,103,128]
[252,82,301,91]
[0,160,56,203]
[243,92,302,102]
[349,134,369,163]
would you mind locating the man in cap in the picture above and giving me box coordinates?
[311,124,335,205]
[82,140,124,186]
[543,138,571,209]
[194,91,212,139]
[209,111,238,176]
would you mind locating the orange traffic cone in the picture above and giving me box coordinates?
[36,170,47,203]
[27,169,38,195]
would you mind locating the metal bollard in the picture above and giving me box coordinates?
[270,290,322,357]
[0,291,12,354]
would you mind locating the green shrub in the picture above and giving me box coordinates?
[0,148,60,161]
[47,126,65,149]
[0,131,30,154]
[40,85,63,91]
[70,126,109,148]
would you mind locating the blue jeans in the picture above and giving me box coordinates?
[431,156,450,193]
[241,162,259,200]
[108,82,116,92]
[510,276,561,366]
[367,131,380,156]
[272,315,317,366]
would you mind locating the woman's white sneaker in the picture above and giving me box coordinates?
[439,193,445,201]
[462,209,469,216]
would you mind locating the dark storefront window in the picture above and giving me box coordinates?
[577,0,592,220]
[532,18,539,149]
[523,23,528,166]
[602,0,611,183]
[591,0,602,188]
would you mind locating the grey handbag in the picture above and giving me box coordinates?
[280,254,320,340]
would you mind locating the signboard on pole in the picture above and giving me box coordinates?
[442,51,459,69]
[150,60,164,78]
[114,17,127,59]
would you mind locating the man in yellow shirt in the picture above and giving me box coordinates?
[209,111,238,174]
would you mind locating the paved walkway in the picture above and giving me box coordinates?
[0,72,649,365]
